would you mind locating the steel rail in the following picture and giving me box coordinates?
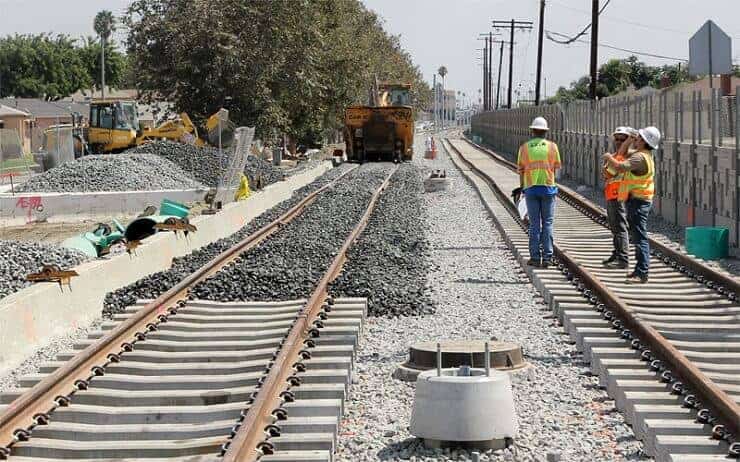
[0,165,358,455]
[223,164,399,462]
[445,139,740,441]
[463,137,740,296]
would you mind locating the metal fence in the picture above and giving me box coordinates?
[471,86,740,249]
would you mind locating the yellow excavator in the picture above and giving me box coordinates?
[344,80,414,163]
[87,99,233,153]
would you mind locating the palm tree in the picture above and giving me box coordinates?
[437,66,447,126]
[94,10,115,98]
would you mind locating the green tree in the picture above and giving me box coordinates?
[78,36,126,92]
[0,34,91,99]
[125,0,430,143]
[94,10,115,98]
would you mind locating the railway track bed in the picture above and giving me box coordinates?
[0,163,401,461]
[445,137,739,462]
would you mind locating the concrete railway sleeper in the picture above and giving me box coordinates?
[0,163,399,461]
[443,138,739,462]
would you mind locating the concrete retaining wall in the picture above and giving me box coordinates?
[0,189,212,227]
[0,161,332,376]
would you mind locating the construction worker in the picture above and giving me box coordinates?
[601,126,634,269]
[603,126,660,284]
[517,116,562,268]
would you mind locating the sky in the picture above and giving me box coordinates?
[1,0,739,105]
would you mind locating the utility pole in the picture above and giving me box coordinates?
[488,31,494,110]
[483,38,489,110]
[493,19,533,109]
[589,0,599,99]
[496,40,505,109]
[535,0,546,105]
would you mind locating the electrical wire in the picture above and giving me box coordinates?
[547,0,612,44]
[545,30,689,62]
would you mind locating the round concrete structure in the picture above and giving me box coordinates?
[394,340,527,381]
[410,367,518,449]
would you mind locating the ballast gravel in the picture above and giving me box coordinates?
[330,163,435,317]
[131,141,284,189]
[193,163,394,301]
[335,138,649,462]
[103,164,353,317]
[17,154,205,193]
[0,240,88,300]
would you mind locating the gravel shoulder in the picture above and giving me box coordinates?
[335,138,649,461]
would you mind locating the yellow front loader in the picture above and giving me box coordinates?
[87,99,234,153]
[344,82,414,163]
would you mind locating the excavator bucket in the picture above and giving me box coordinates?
[206,108,235,148]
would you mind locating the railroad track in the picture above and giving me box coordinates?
[0,163,399,462]
[444,138,739,462]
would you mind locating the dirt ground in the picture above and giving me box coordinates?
[0,217,137,244]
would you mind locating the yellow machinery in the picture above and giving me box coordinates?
[87,99,233,153]
[344,81,414,162]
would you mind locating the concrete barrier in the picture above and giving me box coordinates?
[0,161,332,376]
[0,188,213,227]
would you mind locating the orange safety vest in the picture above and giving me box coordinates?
[517,138,561,188]
[603,152,626,201]
[617,151,655,202]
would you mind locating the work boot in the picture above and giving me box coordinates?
[526,258,541,267]
[601,255,616,265]
[603,259,628,269]
[541,259,553,268]
[625,273,648,284]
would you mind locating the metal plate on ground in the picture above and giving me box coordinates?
[394,340,528,381]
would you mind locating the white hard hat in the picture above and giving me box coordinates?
[612,126,633,137]
[529,116,549,131]
[638,126,661,149]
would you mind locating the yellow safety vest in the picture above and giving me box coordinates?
[617,151,654,202]
[517,138,561,188]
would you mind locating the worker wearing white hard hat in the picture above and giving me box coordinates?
[601,126,636,269]
[517,116,561,268]
[602,126,660,284]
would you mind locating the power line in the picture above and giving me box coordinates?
[492,19,534,108]
[549,0,740,40]
[548,0,611,45]
[546,30,689,62]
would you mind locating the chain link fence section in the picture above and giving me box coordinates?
[471,85,740,249]
[215,126,255,205]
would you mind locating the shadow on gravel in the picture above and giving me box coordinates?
[452,278,529,284]
[376,438,425,460]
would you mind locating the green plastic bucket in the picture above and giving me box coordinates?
[160,199,189,218]
[685,227,728,260]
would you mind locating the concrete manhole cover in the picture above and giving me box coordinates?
[394,339,528,381]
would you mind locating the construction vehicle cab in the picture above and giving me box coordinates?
[344,82,414,163]
[88,99,141,153]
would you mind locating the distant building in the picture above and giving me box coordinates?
[433,84,457,123]
[0,105,32,154]
[0,98,90,151]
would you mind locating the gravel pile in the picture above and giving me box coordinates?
[244,153,284,189]
[18,154,205,193]
[131,141,285,189]
[103,164,352,317]
[335,137,649,461]
[0,240,88,300]
[330,163,435,317]
[558,177,740,277]
[192,163,394,301]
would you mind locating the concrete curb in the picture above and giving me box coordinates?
[0,161,332,376]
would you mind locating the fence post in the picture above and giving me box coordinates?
[735,86,739,248]
[692,91,697,145]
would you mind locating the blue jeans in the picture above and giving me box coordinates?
[525,192,556,260]
[626,199,651,276]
